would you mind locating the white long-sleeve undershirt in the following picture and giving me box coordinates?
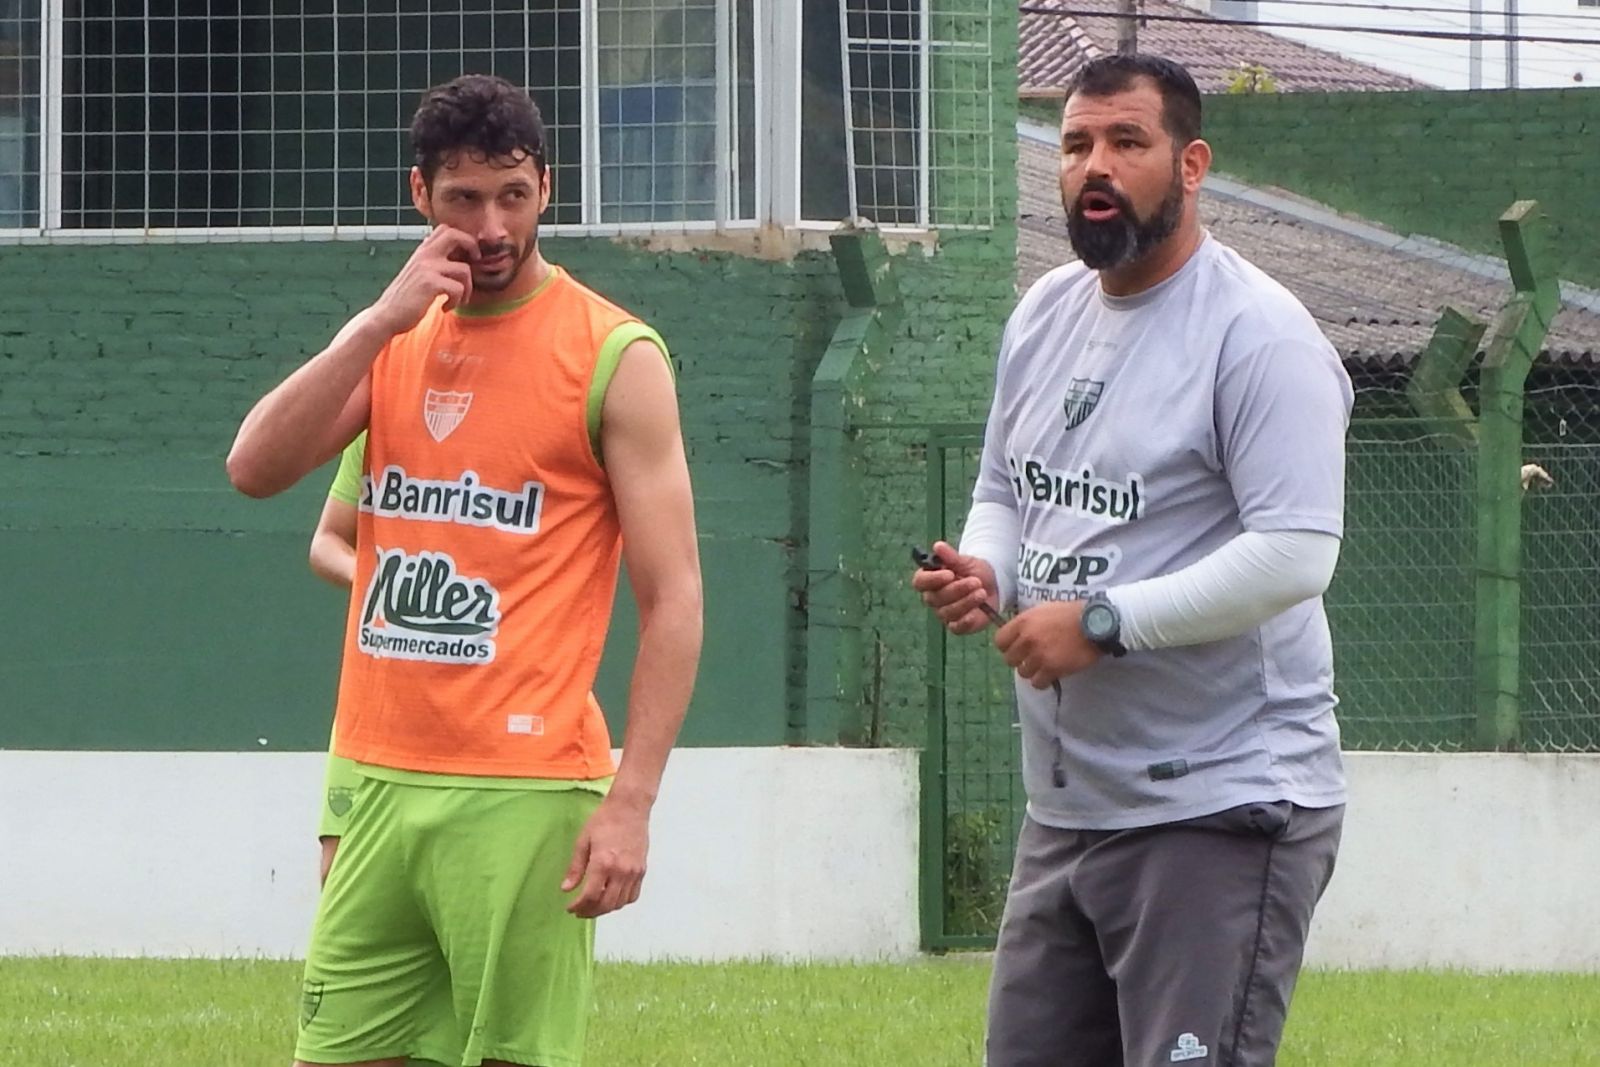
[1107,528,1339,651]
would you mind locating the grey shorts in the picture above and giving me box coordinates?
[986,801,1343,1067]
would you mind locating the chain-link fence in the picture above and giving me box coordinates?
[1330,369,1600,752]
[1331,370,1480,750]
[1333,427,1478,750]
[1520,379,1600,751]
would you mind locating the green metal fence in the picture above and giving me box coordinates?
[1519,383,1600,751]
[918,427,1023,949]
[1332,417,1479,750]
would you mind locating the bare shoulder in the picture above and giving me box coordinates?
[602,338,680,427]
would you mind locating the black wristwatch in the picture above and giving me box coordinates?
[1081,592,1128,658]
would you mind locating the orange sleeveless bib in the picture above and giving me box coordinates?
[333,268,641,778]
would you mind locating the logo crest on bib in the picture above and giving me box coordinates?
[423,389,473,442]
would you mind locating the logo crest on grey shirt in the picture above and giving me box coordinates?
[1062,378,1105,430]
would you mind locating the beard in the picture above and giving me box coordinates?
[470,234,537,292]
[1065,164,1185,272]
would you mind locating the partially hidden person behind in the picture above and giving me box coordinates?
[307,431,367,887]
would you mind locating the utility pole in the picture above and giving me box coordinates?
[1469,0,1483,88]
[1506,0,1519,87]
[1118,0,1137,54]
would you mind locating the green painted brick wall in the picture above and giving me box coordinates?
[1203,89,1600,288]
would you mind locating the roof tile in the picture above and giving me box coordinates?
[1020,0,1426,95]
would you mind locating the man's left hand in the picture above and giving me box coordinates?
[994,601,1102,689]
[562,793,650,918]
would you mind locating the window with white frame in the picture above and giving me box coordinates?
[803,0,922,226]
[595,0,755,222]
[1,0,992,238]
[0,0,39,228]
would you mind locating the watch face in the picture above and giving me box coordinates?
[1084,602,1116,640]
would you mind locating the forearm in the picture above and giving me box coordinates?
[227,308,390,498]
[610,586,703,809]
[308,533,356,587]
[1109,529,1340,651]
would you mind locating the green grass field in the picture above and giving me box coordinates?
[2,957,1597,1066]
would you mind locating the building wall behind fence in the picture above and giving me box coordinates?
[1203,89,1600,288]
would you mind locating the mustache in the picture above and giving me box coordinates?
[1071,180,1135,219]
[477,242,516,259]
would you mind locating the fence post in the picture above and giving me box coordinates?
[1474,201,1559,749]
[802,227,903,745]
[1406,306,1484,449]
[920,432,950,949]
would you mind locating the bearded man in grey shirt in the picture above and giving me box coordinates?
[913,55,1352,1066]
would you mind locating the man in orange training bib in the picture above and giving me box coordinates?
[228,74,703,1067]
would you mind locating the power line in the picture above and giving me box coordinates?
[1249,0,1600,68]
[1333,45,1474,79]
[1019,4,1600,45]
[1338,42,1593,77]
[1331,44,1594,82]
[1253,0,1600,24]
[1263,4,1600,66]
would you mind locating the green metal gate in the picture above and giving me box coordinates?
[918,425,1023,951]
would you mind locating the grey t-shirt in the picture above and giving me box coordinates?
[972,235,1353,830]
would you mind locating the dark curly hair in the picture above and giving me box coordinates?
[410,75,547,185]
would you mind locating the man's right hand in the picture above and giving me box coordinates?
[912,541,1002,636]
[370,225,481,333]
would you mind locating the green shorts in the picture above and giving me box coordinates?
[295,776,604,1067]
[316,753,363,839]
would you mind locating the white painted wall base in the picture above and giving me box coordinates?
[1305,752,1600,972]
[594,747,921,962]
[2,749,1597,970]
[0,747,921,962]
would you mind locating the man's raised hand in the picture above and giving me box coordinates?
[371,226,481,333]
